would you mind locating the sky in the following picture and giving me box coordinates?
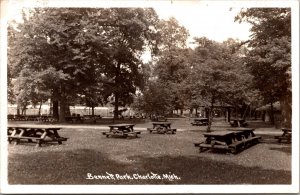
[154,5,252,43]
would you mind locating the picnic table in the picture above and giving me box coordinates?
[7,115,56,122]
[275,128,291,143]
[230,118,248,127]
[191,118,208,126]
[226,128,256,140]
[147,122,176,134]
[7,125,68,147]
[102,124,141,138]
[194,128,261,154]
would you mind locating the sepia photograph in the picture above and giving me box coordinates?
[0,0,299,194]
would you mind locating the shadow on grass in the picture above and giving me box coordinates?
[269,146,292,155]
[8,149,291,185]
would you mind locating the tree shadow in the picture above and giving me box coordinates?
[8,149,291,185]
[269,146,291,155]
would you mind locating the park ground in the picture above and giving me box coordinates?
[7,118,291,184]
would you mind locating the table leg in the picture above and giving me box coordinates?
[52,130,63,144]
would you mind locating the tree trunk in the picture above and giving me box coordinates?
[207,107,213,132]
[205,108,209,118]
[53,100,59,119]
[65,102,71,117]
[189,108,193,117]
[207,97,215,132]
[59,98,66,122]
[114,93,119,119]
[227,108,231,122]
[280,91,292,128]
[92,106,95,116]
[38,101,42,116]
[17,106,20,116]
[269,102,275,125]
[52,87,60,119]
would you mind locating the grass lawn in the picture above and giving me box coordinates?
[7,119,291,184]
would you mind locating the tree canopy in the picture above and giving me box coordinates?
[235,8,291,127]
[8,8,160,120]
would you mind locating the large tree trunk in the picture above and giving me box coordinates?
[227,107,231,122]
[92,106,95,116]
[206,107,213,132]
[52,88,59,119]
[58,84,66,122]
[280,91,292,128]
[59,97,66,122]
[53,100,59,119]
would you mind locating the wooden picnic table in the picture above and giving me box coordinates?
[230,119,248,127]
[102,124,141,138]
[147,122,176,134]
[7,125,68,147]
[194,128,261,154]
[226,128,256,140]
[191,118,208,126]
[275,128,291,143]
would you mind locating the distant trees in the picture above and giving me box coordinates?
[235,8,291,127]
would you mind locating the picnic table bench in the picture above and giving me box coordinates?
[230,119,248,127]
[194,128,261,154]
[147,122,176,134]
[7,125,68,147]
[275,128,291,143]
[191,118,208,126]
[102,124,141,138]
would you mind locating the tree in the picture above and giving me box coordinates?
[154,48,192,114]
[132,80,173,116]
[72,8,160,119]
[151,17,190,115]
[156,17,189,52]
[8,8,160,121]
[235,8,291,127]
[189,37,253,131]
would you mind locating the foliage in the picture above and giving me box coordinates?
[149,18,190,114]
[235,8,291,126]
[132,81,173,116]
[188,37,253,131]
[8,8,160,120]
[156,17,189,52]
